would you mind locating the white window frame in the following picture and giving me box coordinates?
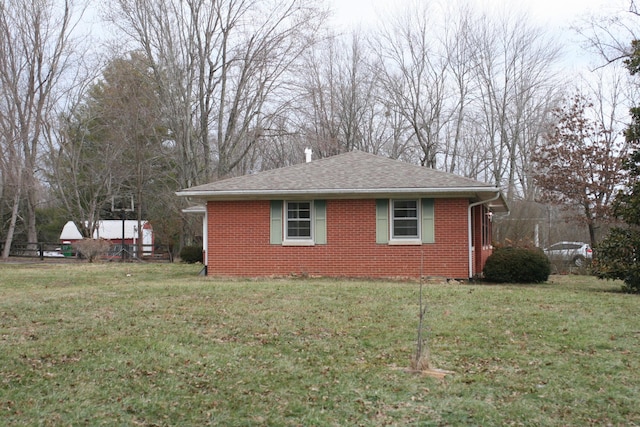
[389,199,421,245]
[283,200,314,246]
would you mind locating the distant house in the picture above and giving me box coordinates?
[177,150,508,280]
[60,220,153,256]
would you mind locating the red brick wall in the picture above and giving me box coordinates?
[206,198,472,279]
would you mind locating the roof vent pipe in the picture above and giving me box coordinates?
[304,147,312,163]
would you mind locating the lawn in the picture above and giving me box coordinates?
[0,262,638,426]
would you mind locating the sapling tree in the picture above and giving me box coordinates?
[410,252,454,378]
[411,275,431,371]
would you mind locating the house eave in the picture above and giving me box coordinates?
[181,205,206,214]
[176,187,509,212]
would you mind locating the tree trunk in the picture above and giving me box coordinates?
[2,190,21,260]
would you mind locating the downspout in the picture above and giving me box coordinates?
[203,208,208,274]
[468,193,501,280]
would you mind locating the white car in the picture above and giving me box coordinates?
[544,241,593,267]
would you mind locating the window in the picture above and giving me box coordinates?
[376,199,434,245]
[270,200,326,246]
[392,200,419,239]
[286,201,312,239]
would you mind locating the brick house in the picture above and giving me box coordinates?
[177,150,508,279]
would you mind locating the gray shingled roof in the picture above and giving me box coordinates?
[177,151,508,211]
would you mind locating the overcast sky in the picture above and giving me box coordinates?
[329,0,627,29]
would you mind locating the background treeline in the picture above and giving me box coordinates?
[0,0,637,257]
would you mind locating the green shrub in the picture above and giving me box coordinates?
[483,247,551,283]
[179,245,203,264]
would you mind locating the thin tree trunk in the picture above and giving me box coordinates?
[2,189,21,260]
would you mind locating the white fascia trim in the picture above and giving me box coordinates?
[175,187,501,199]
[181,205,206,214]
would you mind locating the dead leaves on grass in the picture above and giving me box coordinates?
[20,352,82,370]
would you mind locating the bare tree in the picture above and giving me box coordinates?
[293,34,342,158]
[365,2,562,197]
[106,0,213,188]
[372,3,452,168]
[107,0,328,183]
[46,85,127,239]
[336,33,384,154]
[0,0,83,258]
[294,32,388,158]
[468,10,562,200]
[575,2,639,67]
[439,2,476,175]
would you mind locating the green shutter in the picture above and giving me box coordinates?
[270,200,282,244]
[376,199,389,244]
[421,198,435,244]
[314,200,327,244]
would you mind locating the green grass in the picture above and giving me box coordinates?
[0,263,638,426]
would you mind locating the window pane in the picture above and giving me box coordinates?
[287,202,310,219]
[393,200,417,218]
[288,221,311,237]
[394,219,418,236]
[392,200,418,238]
[286,202,311,239]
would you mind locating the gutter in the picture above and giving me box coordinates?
[468,192,501,280]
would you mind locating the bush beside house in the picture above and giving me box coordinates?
[483,247,550,283]
[180,245,203,264]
